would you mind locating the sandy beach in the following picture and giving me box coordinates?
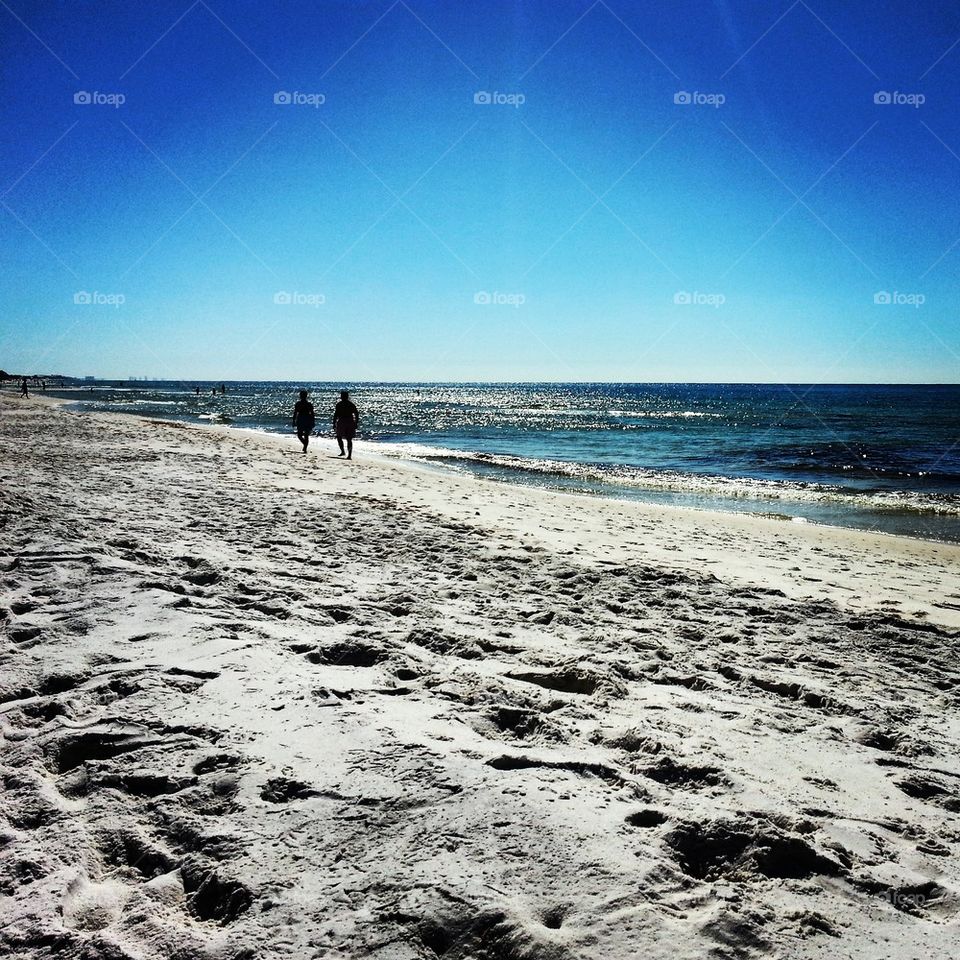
[2,392,959,959]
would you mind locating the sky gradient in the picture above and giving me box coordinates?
[2,0,959,382]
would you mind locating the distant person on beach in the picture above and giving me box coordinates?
[333,390,359,459]
[20,379,28,397]
[293,390,316,453]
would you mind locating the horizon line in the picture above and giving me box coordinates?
[19,377,960,387]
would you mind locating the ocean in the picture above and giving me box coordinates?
[43,381,960,543]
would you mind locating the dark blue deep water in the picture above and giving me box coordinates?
[47,381,960,542]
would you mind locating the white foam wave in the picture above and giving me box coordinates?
[375,443,960,517]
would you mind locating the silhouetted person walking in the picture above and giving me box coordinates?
[20,379,28,397]
[293,390,315,453]
[333,390,359,459]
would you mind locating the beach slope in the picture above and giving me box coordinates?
[2,395,959,959]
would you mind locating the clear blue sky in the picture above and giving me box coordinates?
[1,0,958,381]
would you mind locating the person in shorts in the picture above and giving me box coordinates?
[292,390,315,453]
[333,390,359,460]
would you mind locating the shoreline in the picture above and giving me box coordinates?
[42,387,960,551]
[32,392,960,628]
[3,392,960,959]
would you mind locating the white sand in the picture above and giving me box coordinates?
[2,393,959,959]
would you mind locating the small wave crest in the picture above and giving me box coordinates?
[378,444,960,517]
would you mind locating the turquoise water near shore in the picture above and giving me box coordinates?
[45,381,960,542]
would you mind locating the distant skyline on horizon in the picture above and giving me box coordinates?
[2,0,959,383]
[13,375,960,387]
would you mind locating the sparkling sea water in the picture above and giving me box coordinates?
[46,381,960,543]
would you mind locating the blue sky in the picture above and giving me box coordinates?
[1,0,959,381]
